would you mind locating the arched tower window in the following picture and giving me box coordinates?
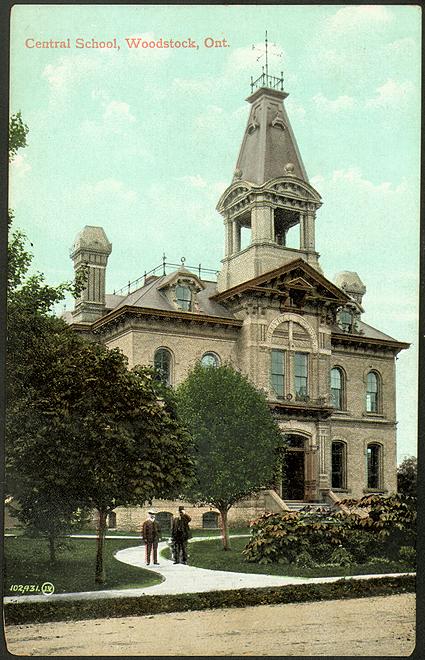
[366,371,379,413]
[154,348,172,386]
[330,367,344,410]
[201,352,220,368]
[331,441,346,489]
[367,443,382,489]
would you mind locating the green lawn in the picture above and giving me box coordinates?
[162,536,414,578]
[4,536,162,596]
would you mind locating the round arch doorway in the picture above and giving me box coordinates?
[282,434,306,501]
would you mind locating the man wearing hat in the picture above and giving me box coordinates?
[171,506,192,564]
[142,509,161,565]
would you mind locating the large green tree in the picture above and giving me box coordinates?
[7,113,88,556]
[176,364,283,550]
[8,337,194,583]
[7,115,194,582]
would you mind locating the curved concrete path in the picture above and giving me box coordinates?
[4,535,414,605]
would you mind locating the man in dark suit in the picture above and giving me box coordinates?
[142,510,161,565]
[172,506,192,564]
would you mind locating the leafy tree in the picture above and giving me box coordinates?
[7,492,91,563]
[397,456,417,497]
[7,331,194,582]
[176,364,283,550]
[7,114,88,557]
[9,111,28,161]
[7,114,194,581]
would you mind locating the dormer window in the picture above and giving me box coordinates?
[158,268,204,312]
[339,309,353,332]
[175,285,192,311]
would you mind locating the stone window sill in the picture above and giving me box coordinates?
[363,488,388,494]
[362,412,385,419]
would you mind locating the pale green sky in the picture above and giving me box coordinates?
[9,4,421,461]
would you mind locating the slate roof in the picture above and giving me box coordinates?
[331,320,402,344]
[234,87,309,185]
[105,275,236,320]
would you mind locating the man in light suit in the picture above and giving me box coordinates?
[142,509,161,565]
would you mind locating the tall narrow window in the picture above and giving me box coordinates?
[367,443,381,489]
[339,310,353,332]
[294,352,308,398]
[154,348,172,386]
[330,367,343,409]
[175,285,192,311]
[271,349,285,398]
[366,371,379,412]
[331,442,346,489]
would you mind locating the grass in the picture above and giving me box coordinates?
[162,536,415,578]
[4,536,162,595]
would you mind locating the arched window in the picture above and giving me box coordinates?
[331,441,346,489]
[330,367,344,410]
[201,352,220,368]
[366,371,379,412]
[367,443,382,489]
[202,511,219,529]
[154,348,172,386]
[175,285,192,311]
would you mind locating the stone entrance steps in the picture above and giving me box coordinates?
[284,500,333,512]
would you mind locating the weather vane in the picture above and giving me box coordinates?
[251,31,284,93]
[252,30,283,80]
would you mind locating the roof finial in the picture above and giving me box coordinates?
[265,30,269,80]
[251,32,284,93]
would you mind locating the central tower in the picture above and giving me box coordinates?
[217,67,322,292]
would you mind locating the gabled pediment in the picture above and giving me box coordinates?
[158,268,204,293]
[286,276,314,291]
[212,258,350,306]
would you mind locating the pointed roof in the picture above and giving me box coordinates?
[232,87,308,186]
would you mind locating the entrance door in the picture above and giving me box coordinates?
[282,434,305,500]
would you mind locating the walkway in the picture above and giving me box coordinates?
[4,536,414,604]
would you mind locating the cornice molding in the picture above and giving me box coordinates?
[88,305,243,335]
[331,331,409,354]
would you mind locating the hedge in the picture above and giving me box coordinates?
[4,574,415,626]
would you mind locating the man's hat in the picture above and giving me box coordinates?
[148,509,156,515]
[178,506,185,512]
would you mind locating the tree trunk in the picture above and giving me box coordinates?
[48,534,56,563]
[95,509,107,584]
[219,508,231,551]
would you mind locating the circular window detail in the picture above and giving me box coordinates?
[201,352,220,368]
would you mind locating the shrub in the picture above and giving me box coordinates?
[329,546,353,567]
[295,551,316,568]
[243,494,416,566]
[343,530,380,563]
[398,546,416,566]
